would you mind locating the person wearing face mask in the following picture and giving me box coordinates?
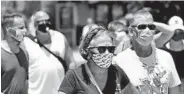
[23,11,76,94]
[154,16,184,93]
[1,13,28,94]
[58,26,136,94]
[108,20,131,55]
[114,9,181,94]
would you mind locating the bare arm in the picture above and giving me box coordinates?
[153,22,175,48]
[63,36,76,69]
[169,86,181,94]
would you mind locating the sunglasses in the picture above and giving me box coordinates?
[88,46,115,54]
[132,24,156,30]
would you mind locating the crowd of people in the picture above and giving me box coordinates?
[1,7,184,94]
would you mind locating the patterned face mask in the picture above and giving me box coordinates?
[91,53,113,68]
[8,28,26,42]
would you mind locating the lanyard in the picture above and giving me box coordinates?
[84,64,103,94]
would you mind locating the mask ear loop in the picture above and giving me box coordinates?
[129,27,138,38]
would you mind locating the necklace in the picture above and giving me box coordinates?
[141,46,158,72]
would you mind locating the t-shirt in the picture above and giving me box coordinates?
[59,64,130,94]
[114,47,181,94]
[1,40,28,94]
[23,30,66,94]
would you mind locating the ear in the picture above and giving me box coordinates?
[129,27,138,38]
[128,27,134,37]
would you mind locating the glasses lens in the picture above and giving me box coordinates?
[137,24,147,30]
[97,47,106,54]
[148,24,156,30]
[107,47,115,53]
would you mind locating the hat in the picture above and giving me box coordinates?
[168,16,184,30]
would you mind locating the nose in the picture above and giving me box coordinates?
[104,48,109,54]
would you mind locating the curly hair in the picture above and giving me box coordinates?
[79,25,114,60]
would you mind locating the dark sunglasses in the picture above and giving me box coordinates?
[88,46,115,54]
[132,24,156,30]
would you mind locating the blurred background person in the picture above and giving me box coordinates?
[82,17,95,39]
[59,26,135,94]
[1,13,28,94]
[108,19,131,55]
[154,16,184,92]
[23,11,76,94]
[114,9,181,94]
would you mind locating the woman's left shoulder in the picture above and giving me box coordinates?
[111,64,130,89]
[111,64,125,73]
[111,64,129,79]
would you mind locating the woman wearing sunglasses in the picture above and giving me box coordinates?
[114,9,181,94]
[58,26,135,94]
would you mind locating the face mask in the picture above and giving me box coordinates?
[38,23,51,33]
[134,29,154,46]
[8,28,25,42]
[91,53,113,68]
[172,29,184,41]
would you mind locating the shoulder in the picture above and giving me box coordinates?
[114,48,133,63]
[111,65,130,88]
[23,37,36,46]
[50,30,65,39]
[112,64,128,78]
[65,65,83,79]
[116,48,132,58]
[156,48,173,59]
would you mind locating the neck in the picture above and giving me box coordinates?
[87,60,108,77]
[6,38,20,53]
[132,40,152,57]
[169,40,184,51]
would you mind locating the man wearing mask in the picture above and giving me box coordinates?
[1,13,28,94]
[23,11,76,94]
[114,9,181,94]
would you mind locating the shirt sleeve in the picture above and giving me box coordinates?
[59,70,76,94]
[167,53,181,88]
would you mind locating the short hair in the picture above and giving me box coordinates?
[108,20,126,32]
[79,25,113,60]
[2,13,23,36]
[130,8,153,26]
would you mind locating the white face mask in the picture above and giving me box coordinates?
[8,28,26,42]
[134,28,154,46]
[91,53,113,68]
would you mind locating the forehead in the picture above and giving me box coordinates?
[34,12,49,22]
[12,17,25,27]
[89,32,114,47]
[132,15,153,25]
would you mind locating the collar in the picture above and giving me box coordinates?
[1,40,13,53]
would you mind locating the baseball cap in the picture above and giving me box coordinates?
[168,16,184,30]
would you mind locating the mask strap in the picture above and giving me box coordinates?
[84,64,103,94]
